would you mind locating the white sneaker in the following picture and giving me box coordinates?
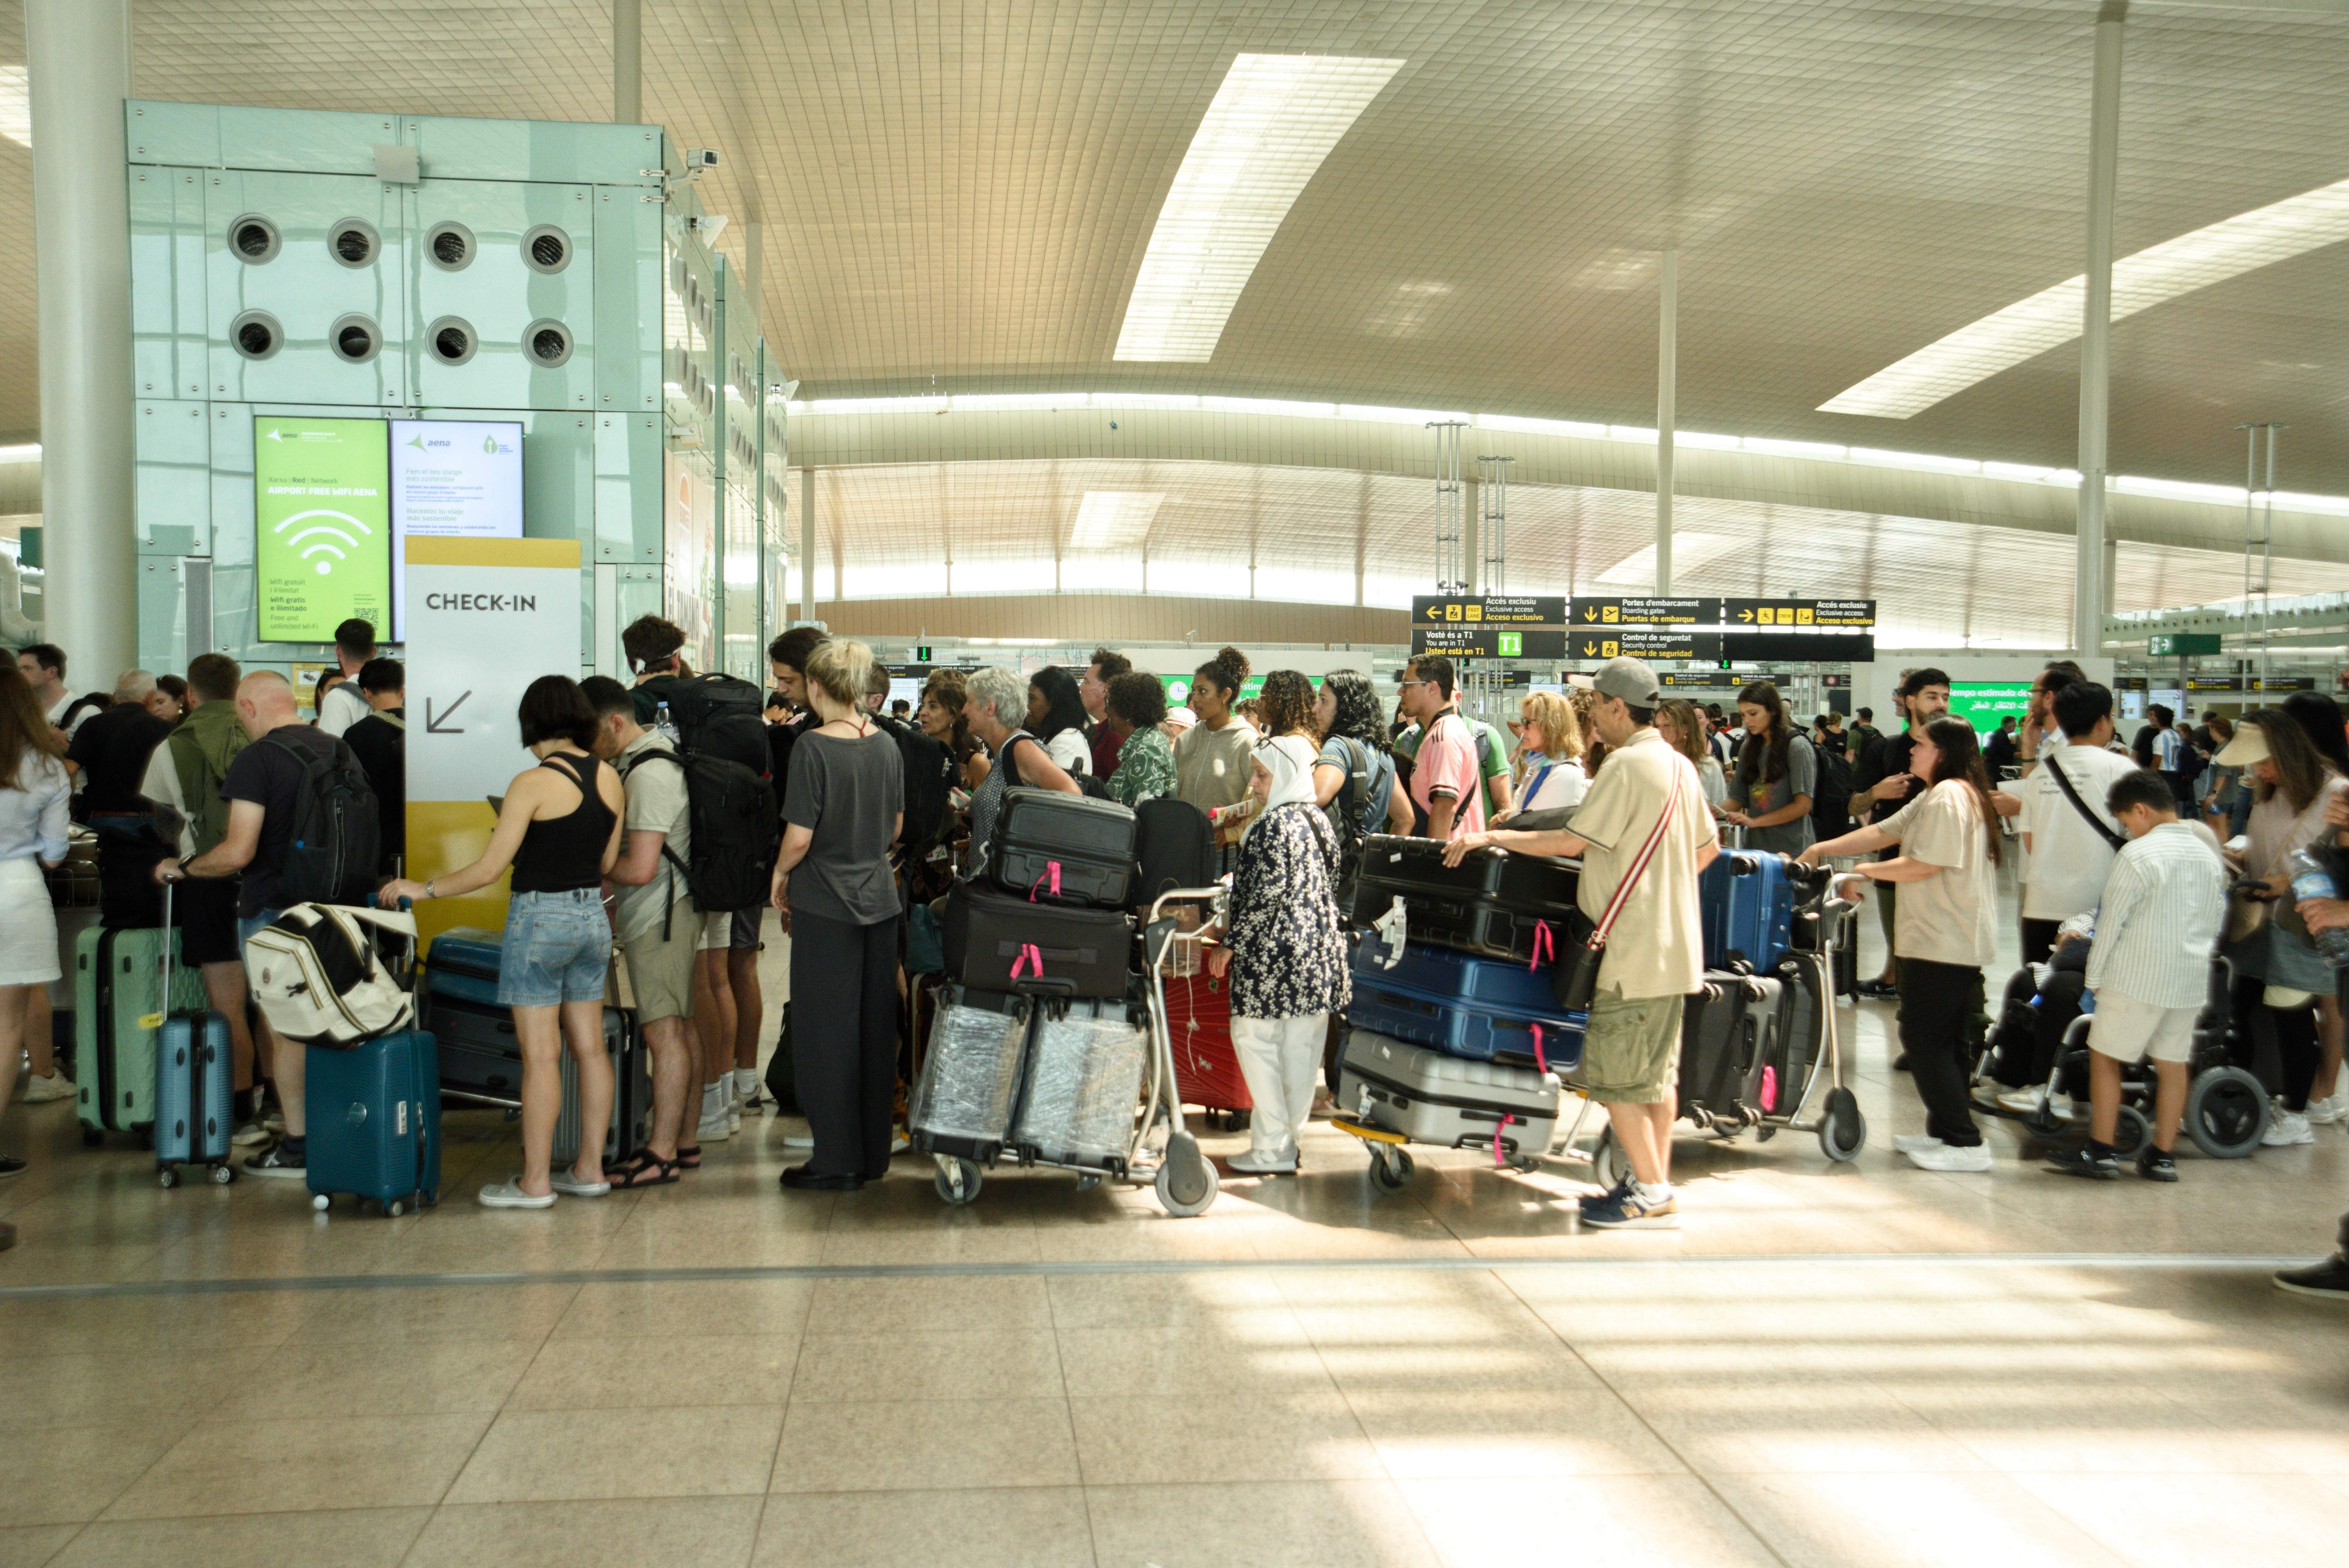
[2304,1091,2349,1126]
[478,1179,556,1209]
[697,1109,733,1143]
[1996,1087,2071,1119]
[1228,1146,1299,1175]
[230,1120,272,1147]
[1903,1142,1993,1172]
[781,1129,814,1150]
[1891,1133,1946,1154]
[15,1072,73,1104]
[2263,1106,2315,1147]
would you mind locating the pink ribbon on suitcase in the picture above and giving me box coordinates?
[1009,942,1045,980]
[1027,861,1062,902]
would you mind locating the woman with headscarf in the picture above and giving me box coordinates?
[1204,672,1348,1174]
[1026,666,1093,778]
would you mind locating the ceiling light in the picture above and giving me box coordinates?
[1821,174,2349,417]
[1114,53,1404,363]
[0,67,28,150]
[1069,491,1165,550]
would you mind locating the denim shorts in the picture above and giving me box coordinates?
[497,889,611,1007]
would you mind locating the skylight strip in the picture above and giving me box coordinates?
[0,66,29,150]
[1821,175,2349,418]
[1113,53,1404,363]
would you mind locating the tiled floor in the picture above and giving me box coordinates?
[4,898,2346,1567]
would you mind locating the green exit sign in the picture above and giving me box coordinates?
[2149,633,2221,656]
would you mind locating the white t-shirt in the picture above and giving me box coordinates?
[2018,742,2140,920]
[316,680,371,738]
[1881,779,1999,969]
[45,691,96,741]
[1044,729,1090,777]
[1518,759,1587,814]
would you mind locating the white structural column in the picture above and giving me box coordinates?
[1655,247,1678,597]
[613,0,642,122]
[800,464,816,624]
[2074,0,2126,656]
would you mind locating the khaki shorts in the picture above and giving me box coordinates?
[697,907,732,953]
[1577,989,1686,1105]
[623,906,702,1025]
[2087,990,2198,1066]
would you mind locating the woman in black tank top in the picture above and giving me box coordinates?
[381,677,625,1208]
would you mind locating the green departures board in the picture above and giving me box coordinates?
[254,416,392,643]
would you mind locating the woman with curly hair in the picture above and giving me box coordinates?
[1311,670,1406,839]
[1502,690,1588,820]
[1176,647,1258,865]
[1104,671,1177,806]
[918,670,985,791]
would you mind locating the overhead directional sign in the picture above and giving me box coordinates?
[1573,597,1878,631]
[1576,597,1718,627]
[1658,671,1792,689]
[1412,626,1567,660]
[1570,630,1876,663]
[1722,599,1878,627]
[2148,633,2222,657]
[1571,629,1704,662]
[1413,595,1567,626]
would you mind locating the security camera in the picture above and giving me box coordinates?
[685,148,720,171]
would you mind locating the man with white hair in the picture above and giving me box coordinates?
[155,670,351,1179]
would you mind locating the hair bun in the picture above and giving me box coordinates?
[1214,646,1251,680]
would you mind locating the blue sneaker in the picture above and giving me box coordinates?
[1579,1186,1681,1229]
[1577,1174,1632,1214]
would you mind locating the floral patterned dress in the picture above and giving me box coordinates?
[1228,802,1351,1020]
[1107,723,1177,807]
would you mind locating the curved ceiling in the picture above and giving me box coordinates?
[1,2,2347,492]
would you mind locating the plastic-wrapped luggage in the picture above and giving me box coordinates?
[1012,992,1150,1170]
[1161,970,1251,1115]
[1699,851,1796,972]
[1346,940,1584,1071]
[941,880,1131,998]
[1347,835,1579,964]
[909,986,1034,1164]
[986,787,1137,908]
[1335,1028,1560,1160]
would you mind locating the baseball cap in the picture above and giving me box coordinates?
[1591,656,1661,707]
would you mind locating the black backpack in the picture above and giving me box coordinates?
[1001,731,1115,801]
[873,713,954,848]
[624,747,780,925]
[660,674,772,778]
[262,730,380,907]
[1319,736,1374,890]
[1131,797,1216,913]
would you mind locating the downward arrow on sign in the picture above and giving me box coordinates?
[425,691,473,733]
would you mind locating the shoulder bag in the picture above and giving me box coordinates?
[1549,760,1684,1010]
[2043,755,2127,853]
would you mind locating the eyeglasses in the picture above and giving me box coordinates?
[1397,678,1429,690]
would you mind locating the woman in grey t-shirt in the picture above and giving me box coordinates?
[770,638,904,1192]
[1724,681,1816,855]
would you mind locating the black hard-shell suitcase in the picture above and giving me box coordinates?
[986,787,1137,908]
[1677,970,1782,1127]
[942,880,1131,1000]
[1130,798,1216,914]
[1347,835,1579,964]
[422,989,650,1164]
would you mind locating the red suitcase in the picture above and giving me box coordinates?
[1162,971,1252,1128]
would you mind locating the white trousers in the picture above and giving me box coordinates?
[1229,1012,1326,1157]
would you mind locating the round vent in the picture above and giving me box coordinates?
[524,318,573,368]
[228,215,280,264]
[522,224,572,274]
[329,313,381,364]
[425,220,476,271]
[426,315,477,365]
[328,218,380,268]
[228,310,282,360]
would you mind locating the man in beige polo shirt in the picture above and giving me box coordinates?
[1445,656,1718,1229]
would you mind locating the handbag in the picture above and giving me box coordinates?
[1549,761,1685,1010]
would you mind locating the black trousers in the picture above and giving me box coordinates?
[1901,958,1985,1146]
[790,909,902,1180]
[2020,918,2063,968]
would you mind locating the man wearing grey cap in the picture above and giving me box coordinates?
[1445,656,1718,1229]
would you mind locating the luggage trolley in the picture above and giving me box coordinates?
[1563,869,1870,1187]
[921,886,1223,1217]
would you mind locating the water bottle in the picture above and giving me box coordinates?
[2288,848,2349,965]
[654,700,680,747]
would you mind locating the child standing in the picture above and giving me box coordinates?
[2046,768,2228,1182]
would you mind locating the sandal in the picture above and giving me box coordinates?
[675,1144,702,1170]
[606,1147,679,1188]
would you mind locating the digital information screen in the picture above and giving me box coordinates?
[254,416,392,644]
[1948,680,2035,734]
[390,419,525,640]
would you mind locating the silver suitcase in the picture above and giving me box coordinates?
[1011,994,1149,1171]
[1337,1028,1560,1160]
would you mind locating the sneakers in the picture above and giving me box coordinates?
[14,1071,73,1104]
[1891,1133,1945,1155]
[1577,1173,1633,1214]
[2135,1145,2179,1183]
[2045,1144,2120,1180]
[1228,1146,1299,1175]
[478,1180,555,1209]
[779,1128,814,1150]
[1580,1184,1681,1229]
[2304,1090,2349,1126]
[1903,1141,1992,1172]
[725,1077,742,1135]
[1997,1087,2071,1119]
[2274,1252,2349,1301]
[697,1083,733,1143]
[0,1154,26,1180]
[2263,1105,2315,1147]
[231,1120,273,1147]
[733,1069,763,1114]
[241,1140,305,1180]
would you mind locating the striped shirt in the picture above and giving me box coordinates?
[2084,821,2228,1010]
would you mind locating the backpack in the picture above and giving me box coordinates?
[261,729,380,907]
[874,712,954,848]
[55,692,108,734]
[659,674,773,778]
[246,903,416,1047]
[1131,797,1217,914]
[1319,737,1374,887]
[1001,731,1116,802]
[624,746,780,924]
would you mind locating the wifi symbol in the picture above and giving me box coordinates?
[274,508,373,577]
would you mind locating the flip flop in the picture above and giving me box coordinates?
[606,1147,679,1188]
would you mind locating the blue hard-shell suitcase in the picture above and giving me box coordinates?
[1347,939,1585,1071]
[1700,851,1795,973]
[422,927,504,1008]
[153,1013,235,1186]
[306,1030,442,1216]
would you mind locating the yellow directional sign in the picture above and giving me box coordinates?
[1412,595,1567,625]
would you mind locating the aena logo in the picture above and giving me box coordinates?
[272,507,372,577]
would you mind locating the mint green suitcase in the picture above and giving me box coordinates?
[73,924,206,1141]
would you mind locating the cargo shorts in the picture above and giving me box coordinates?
[1577,988,1686,1105]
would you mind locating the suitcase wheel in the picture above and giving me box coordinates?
[933,1157,983,1206]
[210,1162,236,1185]
[1367,1145,1414,1195]
[157,1167,179,1190]
[386,1200,406,1218]
[1818,1088,1866,1163]
[312,1193,332,1212]
[81,1127,103,1148]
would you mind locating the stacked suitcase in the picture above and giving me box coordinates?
[913,789,1153,1182]
[1335,835,1583,1162]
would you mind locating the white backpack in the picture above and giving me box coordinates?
[247,903,416,1048]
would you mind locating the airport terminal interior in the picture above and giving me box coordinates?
[5,2,2349,1565]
